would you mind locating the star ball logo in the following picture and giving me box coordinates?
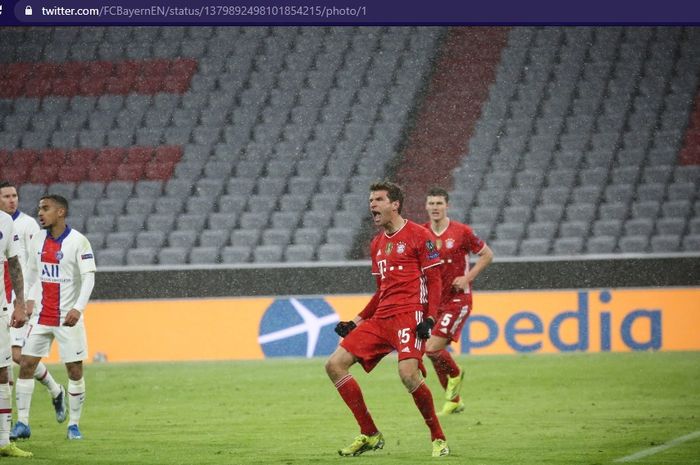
[258,298,340,358]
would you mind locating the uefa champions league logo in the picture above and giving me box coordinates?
[258,298,340,358]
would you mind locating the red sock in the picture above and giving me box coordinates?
[427,349,462,403]
[410,381,445,441]
[335,374,378,436]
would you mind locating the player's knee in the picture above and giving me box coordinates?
[425,349,440,361]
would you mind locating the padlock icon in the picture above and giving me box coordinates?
[25,5,33,15]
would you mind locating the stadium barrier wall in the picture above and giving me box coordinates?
[43,286,700,363]
[92,254,700,300]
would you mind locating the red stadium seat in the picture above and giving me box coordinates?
[40,149,67,166]
[114,60,142,79]
[0,78,23,98]
[134,76,161,95]
[0,150,10,166]
[104,75,134,95]
[162,76,191,93]
[34,63,58,80]
[52,78,80,97]
[154,146,183,164]
[96,147,127,164]
[24,78,52,98]
[66,148,98,165]
[145,161,177,180]
[85,61,114,77]
[29,164,59,185]
[171,58,197,77]
[116,162,146,181]
[88,163,119,182]
[57,164,89,183]
[144,59,171,77]
[11,149,39,169]
[1,167,30,184]
[126,147,154,164]
[78,76,106,96]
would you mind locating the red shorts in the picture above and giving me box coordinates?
[432,300,472,343]
[340,310,426,373]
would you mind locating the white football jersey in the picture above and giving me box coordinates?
[3,211,40,304]
[0,210,20,307]
[26,226,96,326]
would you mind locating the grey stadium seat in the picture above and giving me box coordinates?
[200,229,230,248]
[518,238,550,256]
[586,236,617,254]
[253,245,284,263]
[553,237,584,255]
[650,234,681,253]
[85,232,105,249]
[285,244,315,262]
[158,247,189,265]
[136,231,166,249]
[168,230,198,248]
[317,244,348,261]
[189,247,220,264]
[619,235,648,253]
[106,231,134,249]
[221,246,251,263]
[96,248,126,267]
[231,229,260,247]
[126,248,157,265]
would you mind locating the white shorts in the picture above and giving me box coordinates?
[0,309,12,368]
[23,319,88,363]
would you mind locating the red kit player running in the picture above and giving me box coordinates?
[423,187,493,416]
[325,181,450,458]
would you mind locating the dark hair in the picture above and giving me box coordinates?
[427,187,449,203]
[0,181,16,190]
[40,194,69,216]
[370,180,404,214]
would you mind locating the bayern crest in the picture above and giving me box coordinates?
[396,241,407,254]
[446,238,455,249]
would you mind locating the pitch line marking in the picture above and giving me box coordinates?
[613,430,700,462]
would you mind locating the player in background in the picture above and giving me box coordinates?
[11,195,96,441]
[0,182,66,424]
[326,181,449,458]
[423,188,493,415]
[0,210,32,457]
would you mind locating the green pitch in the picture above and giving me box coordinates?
[13,351,700,464]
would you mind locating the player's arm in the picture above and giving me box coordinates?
[453,244,494,291]
[335,276,381,337]
[63,271,95,327]
[8,255,27,328]
[416,265,442,339]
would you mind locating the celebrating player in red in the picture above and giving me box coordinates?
[423,187,493,415]
[325,181,449,458]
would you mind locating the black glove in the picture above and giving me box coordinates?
[415,318,435,340]
[335,321,357,337]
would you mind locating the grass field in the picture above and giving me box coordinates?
[10,351,700,464]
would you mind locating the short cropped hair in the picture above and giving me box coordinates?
[370,181,404,214]
[40,194,69,216]
[0,181,16,190]
[427,187,449,203]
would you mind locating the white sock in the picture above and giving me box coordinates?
[68,378,85,427]
[15,378,35,425]
[34,362,61,398]
[0,383,11,446]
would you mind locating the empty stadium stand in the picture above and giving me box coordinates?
[1,26,698,266]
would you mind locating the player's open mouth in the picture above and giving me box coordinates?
[371,211,381,221]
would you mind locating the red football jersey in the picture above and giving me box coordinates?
[423,219,486,306]
[370,220,442,318]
